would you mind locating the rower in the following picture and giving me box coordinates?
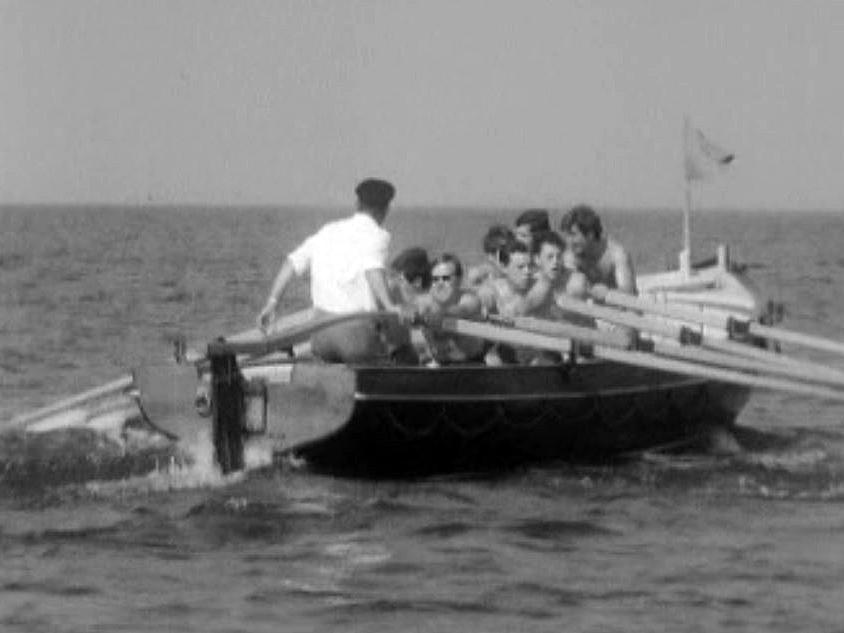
[416,254,485,366]
[385,247,433,365]
[559,204,637,295]
[524,230,589,318]
[514,208,551,252]
[476,240,533,364]
[388,247,431,307]
[466,224,515,288]
[559,204,638,348]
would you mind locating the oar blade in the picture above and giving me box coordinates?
[210,360,357,473]
[134,364,208,440]
[11,375,135,429]
[263,363,357,452]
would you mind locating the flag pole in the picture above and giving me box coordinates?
[680,115,692,278]
[680,116,733,278]
[680,177,692,278]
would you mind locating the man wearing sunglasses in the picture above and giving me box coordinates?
[417,254,485,366]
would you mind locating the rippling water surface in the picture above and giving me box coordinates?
[1,205,843,632]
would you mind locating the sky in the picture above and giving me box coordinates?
[2,0,844,211]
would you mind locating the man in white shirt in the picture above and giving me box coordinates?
[257,178,408,363]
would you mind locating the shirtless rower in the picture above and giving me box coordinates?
[524,230,589,319]
[560,204,637,295]
[466,224,515,288]
[519,230,593,363]
[477,240,532,319]
[513,208,551,252]
[417,254,485,366]
[476,240,533,364]
[560,204,638,348]
[388,247,431,308]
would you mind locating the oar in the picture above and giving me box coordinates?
[592,286,844,358]
[748,321,844,357]
[205,310,397,357]
[11,376,135,428]
[591,285,742,329]
[10,308,362,438]
[442,318,844,403]
[514,314,844,390]
[10,365,202,439]
[138,310,397,441]
[180,307,316,363]
[550,294,844,388]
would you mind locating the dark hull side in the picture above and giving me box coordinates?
[297,361,750,476]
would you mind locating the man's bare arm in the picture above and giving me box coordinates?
[257,257,297,330]
[366,268,404,314]
[613,248,638,295]
[523,276,553,313]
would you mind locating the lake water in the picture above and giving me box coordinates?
[1,205,843,632]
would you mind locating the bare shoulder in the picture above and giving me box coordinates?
[563,270,589,298]
[467,261,497,287]
[606,237,631,262]
[454,290,482,317]
[605,236,637,293]
[416,293,436,311]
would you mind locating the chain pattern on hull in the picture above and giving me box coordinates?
[360,383,714,449]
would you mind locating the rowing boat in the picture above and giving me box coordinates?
[230,358,750,476]
[204,245,760,475]
[12,244,844,477]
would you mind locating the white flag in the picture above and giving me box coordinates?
[683,118,734,182]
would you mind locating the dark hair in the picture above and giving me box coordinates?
[532,230,565,255]
[515,208,551,233]
[430,253,463,278]
[560,204,602,239]
[482,224,516,255]
[391,247,431,289]
[355,178,395,211]
[498,239,530,266]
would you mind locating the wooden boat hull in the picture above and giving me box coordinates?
[244,361,750,476]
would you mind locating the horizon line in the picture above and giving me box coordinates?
[1,201,842,214]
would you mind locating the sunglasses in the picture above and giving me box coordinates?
[431,274,454,282]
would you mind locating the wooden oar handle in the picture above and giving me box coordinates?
[207,311,397,357]
[591,284,844,358]
[11,375,135,427]
[589,286,731,330]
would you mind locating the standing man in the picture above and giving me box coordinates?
[257,178,408,363]
[559,204,637,295]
